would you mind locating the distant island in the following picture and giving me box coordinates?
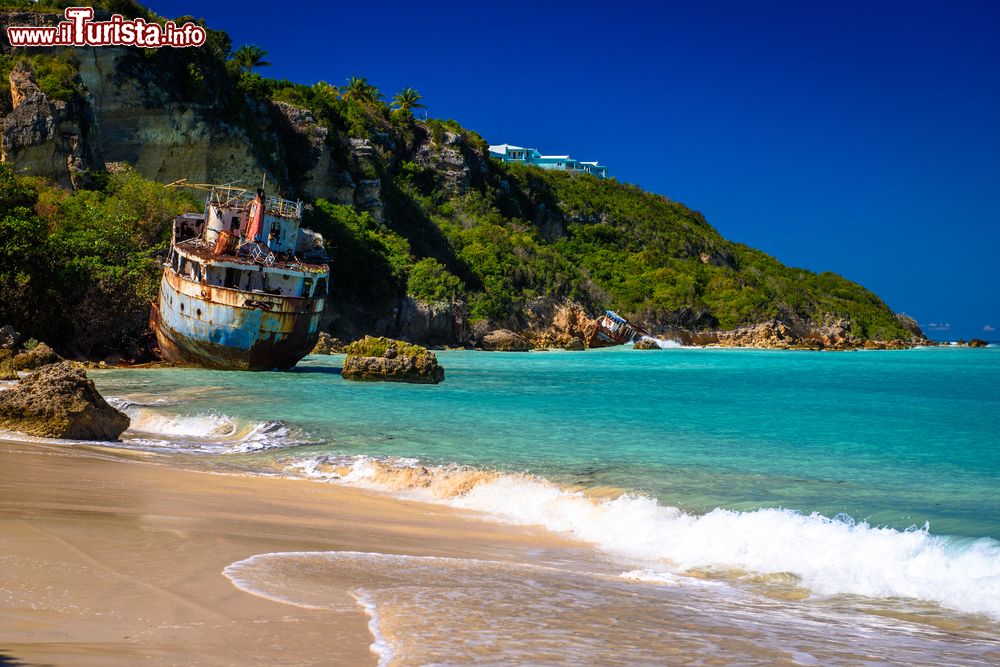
[0,1,926,362]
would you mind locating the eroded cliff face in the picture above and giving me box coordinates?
[2,46,264,189]
[1,50,486,220]
[76,47,268,187]
[2,62,93,188]
[0,19,401,216]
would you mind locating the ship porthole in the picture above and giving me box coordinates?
[180,303,184,312]
[196,308,202,318]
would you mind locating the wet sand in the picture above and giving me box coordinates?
[0,438,579,666]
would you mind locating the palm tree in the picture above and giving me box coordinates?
[231,45,271,74]
[392,88,425,112]
[311,80,340,106]
[343,76,383,105]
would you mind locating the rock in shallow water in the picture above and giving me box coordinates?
[341,336,444,384]
[0,361,130,440]
[311,332,345,355]
[480,329,532,352]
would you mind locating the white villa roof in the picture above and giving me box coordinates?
[489,142,607,175]
[488,144,524,153]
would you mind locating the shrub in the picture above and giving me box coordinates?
[407,258,464,303]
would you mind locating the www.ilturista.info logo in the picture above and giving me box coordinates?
[6,7,206,48]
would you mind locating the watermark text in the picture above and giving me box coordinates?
[6,7,206,48]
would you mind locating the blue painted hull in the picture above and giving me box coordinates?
[153,269,322,371]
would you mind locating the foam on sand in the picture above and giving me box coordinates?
[224,549,1000,667]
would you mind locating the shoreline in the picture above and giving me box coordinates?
[0,438,580,666]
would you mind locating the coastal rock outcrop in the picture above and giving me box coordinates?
[341,336,444,384]
[894,313,926,340]
[12,342,63,370]
[713,320,797,349]
[0,361,130,439]
[396,297,468,346]
[2,62,94,189]
[518,299,595,349]
[480,329,532,352]
[310,332,345,355]
[632,338,661,350]
[412,125,490,195]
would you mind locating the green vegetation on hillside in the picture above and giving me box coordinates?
[497,166,908,339]
[0,165,197,357]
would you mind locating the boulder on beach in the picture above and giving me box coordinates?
[341,336,444,384]
[480,329,532,352]
[0,361,130,440]
[12,342,63,371]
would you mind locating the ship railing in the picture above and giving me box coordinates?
[208,188,302,220]
[166,181,302,220]
[239,242,276,266]
[267,196,302,219]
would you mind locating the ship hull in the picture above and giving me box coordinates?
[153,270,321,371]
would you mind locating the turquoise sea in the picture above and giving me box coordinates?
[84,345,1000,663]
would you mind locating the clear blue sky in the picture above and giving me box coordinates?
[149,0,999,340]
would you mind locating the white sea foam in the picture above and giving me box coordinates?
[105,396,175,412]
[285,456,1000,620]
[224,550,1000,666]
[453,475,1000,618]
[120,404,309,453]
[351,588,394,667]
[130,409,238,438]
[636,335,683,349]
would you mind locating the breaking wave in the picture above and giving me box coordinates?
[114,400,310,453]
[635,335,683,349]
[284,455,1000,620]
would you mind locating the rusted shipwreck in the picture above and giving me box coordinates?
[150,186,329,370]
[586,310,645,347]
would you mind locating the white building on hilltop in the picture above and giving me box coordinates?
[488,144,609,179]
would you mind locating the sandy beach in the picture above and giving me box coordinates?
[0,438,577,666]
